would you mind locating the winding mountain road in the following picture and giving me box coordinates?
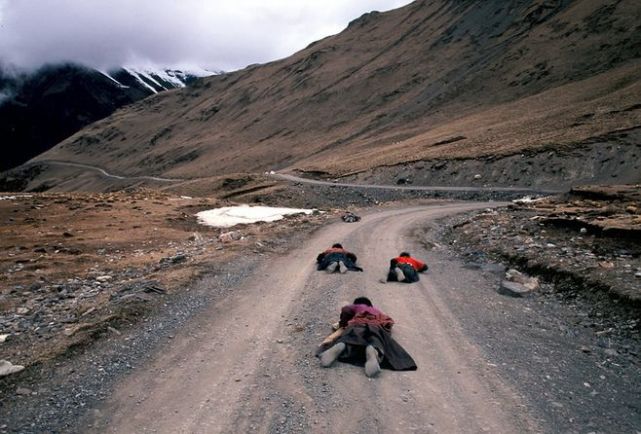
[271,173,562,195]
[85,202,540,433]
[35,160,184,183]
[33,160,561,195]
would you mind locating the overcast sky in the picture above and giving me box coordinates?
[0,0,413,72]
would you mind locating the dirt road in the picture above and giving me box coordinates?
[272,173,561,195]
[85,203,538,433]
[34,160,183,182]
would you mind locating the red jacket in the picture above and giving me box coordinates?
[393,256,427,272]
[339,304,394,331]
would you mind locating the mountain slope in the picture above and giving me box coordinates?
[27,0,641,182]
[0,64,214,171]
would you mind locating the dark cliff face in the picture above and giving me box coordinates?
[0,64,134,171]
[0,64,210,171]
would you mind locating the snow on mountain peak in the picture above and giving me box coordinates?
[101,65,221,94]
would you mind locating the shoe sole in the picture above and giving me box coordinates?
[365,345,381,377]
[395,268,405,282]
[320,342,345,367]
[325,262,338,273]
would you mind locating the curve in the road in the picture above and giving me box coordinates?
[32,160,560,195]
[272,172,562,195]
[35,160,184,183]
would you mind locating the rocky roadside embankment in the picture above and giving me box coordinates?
[442,185,641,338]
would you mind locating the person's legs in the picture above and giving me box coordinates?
[400,264,419,283]
[394,267,405,282]
[320,342,346,367]
[364,345,381,377]
[386,268,397,281]
[325,261,338,273]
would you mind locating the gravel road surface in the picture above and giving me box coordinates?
[84,203,539,433]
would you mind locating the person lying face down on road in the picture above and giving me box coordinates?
[387,252,428,283]
[316,296,417,377]
[316,243,363,273]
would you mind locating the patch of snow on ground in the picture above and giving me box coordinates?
[196,205,315,228]
[183,66,222,77]
[0,195,33,200]
[513,196,544,204]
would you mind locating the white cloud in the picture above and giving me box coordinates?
[0,0,413,71]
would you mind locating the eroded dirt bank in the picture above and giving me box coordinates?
[343,131,641,190]
[3,128,641,197]
[443,185,641,304]
[435,184,641,433]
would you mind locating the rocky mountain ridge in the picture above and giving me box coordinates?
[0,63,215,171]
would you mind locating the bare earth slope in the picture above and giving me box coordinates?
[32,0,641,183]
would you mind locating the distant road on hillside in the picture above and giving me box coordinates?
[36,160,184,183]
[33,160,562,194]
[272,173,562,195]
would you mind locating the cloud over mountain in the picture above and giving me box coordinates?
[0,0,411,71]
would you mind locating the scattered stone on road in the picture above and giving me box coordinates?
[219,231,243,243]
[498,280,532,297]
[0,360,25,377]
[505,268,539,290]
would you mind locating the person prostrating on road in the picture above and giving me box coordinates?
[316,243,363,273]
[317,296,417,377]
[386,251,428,283]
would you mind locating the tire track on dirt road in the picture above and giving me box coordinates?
[85,202,540,433]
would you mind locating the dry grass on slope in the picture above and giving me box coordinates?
[310,61,641,175]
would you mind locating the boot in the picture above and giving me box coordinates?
[325,261,338,273]
[394,267,405,282]
[320,342,346,367]
[338,261,348,274]
[365,345,381,377]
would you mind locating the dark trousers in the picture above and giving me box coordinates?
[387,263,419,283]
